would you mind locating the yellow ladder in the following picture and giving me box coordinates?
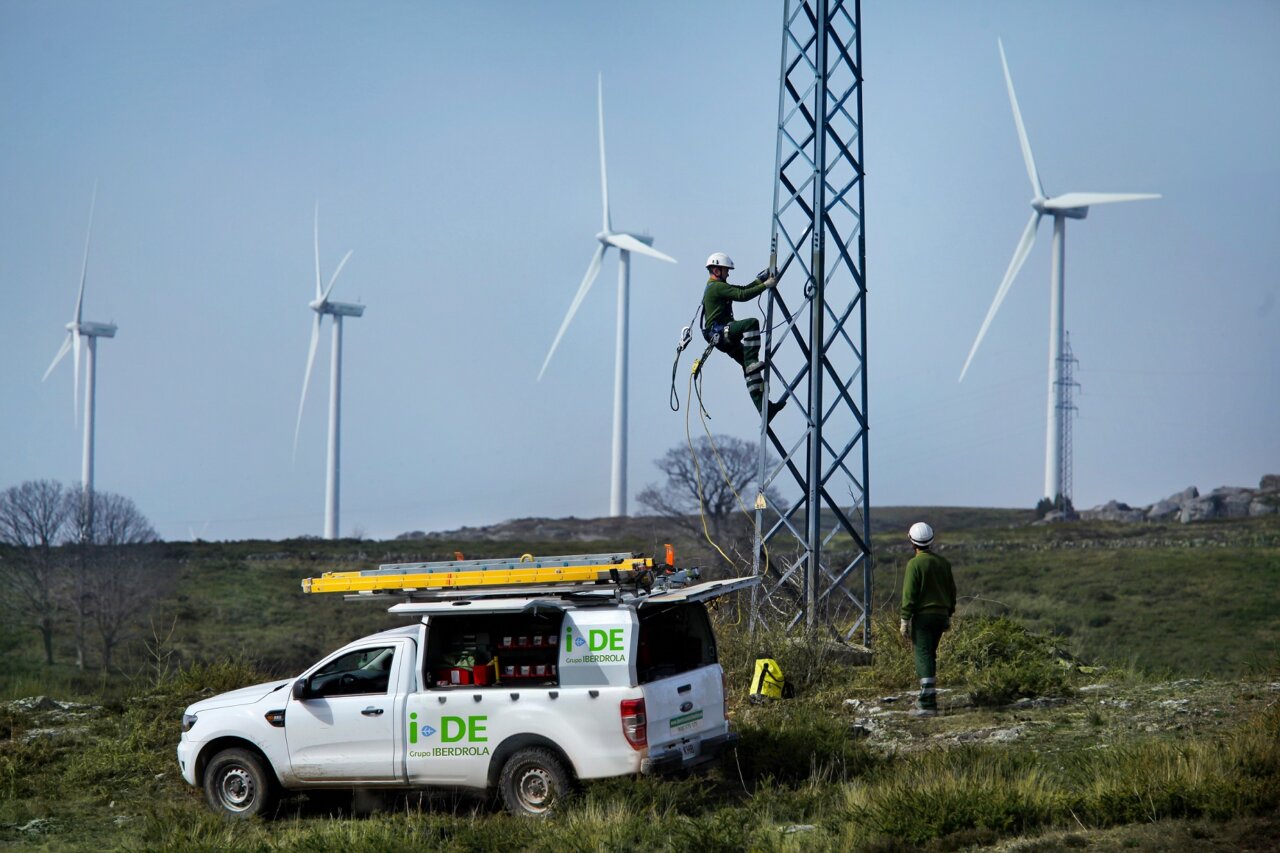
[302,553,654,596]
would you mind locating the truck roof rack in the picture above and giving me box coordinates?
[301,551,701,603]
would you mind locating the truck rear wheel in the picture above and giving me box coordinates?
[498,747,571,817]
[203,747,277,818]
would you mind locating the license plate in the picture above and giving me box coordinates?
[681,740,697,760]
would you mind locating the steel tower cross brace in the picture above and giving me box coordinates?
[751,0,871,643]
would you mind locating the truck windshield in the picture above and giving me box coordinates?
[636,603,716,684]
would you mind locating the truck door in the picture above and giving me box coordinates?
[285,641,405,782]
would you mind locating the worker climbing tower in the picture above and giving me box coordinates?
[751,0,870,642]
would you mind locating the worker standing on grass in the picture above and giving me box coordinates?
[701,252,787,423]
[899,522,956,717]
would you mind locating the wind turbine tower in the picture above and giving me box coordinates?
[42,186,117,537]
[959,39,1160,503]
[294,205,363,540]
[538,74,676,517]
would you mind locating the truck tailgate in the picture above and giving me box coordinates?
[643,664,725,753]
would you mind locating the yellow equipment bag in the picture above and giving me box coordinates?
[749,657,786,701]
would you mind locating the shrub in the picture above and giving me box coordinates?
[732,702,875,785]
[943,616,1074,706]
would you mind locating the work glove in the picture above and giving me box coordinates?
[762,276,779,289]
[899,618,911,639]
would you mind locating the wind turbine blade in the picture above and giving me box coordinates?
[1042,192,1161,210]
[960,211,1042,382]
[42,334,72,381]
[598,73,610,233]
[75,183,97,326]
[294,313,323,459]
[321,250,353,302]
[998,39,1044,198]
[538,244,607,381]
[605,233,676,263]
[313,203,323,300]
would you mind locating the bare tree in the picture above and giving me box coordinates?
[637,435,784,561]
[93,550,167,672]
[0,480,74,664]
[68,489,160,670]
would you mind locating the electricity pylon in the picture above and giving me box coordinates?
[751,0,871,643]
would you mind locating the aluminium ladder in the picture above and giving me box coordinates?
[301,551,688,601]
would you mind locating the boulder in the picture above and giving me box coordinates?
[1082,500,1147,523]
[1180,496,1221,523]
[1250,499,1277,517]
[1147,500,1181,521]
[1221,492,1255,518]
[1260,474,1280,492]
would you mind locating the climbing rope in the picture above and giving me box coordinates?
[681,360,773,597]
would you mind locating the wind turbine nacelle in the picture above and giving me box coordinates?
[597,230,654,246]
[73,321,118,338]
[1031,198,1088,220]
[311,297,366,313]
[324,301,365,317]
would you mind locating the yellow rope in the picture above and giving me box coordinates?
[685,367,736,568]
[683,361,775,628]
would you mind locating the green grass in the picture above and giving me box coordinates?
[2,514,1279,848]
[871,514,1280,676]
[2,644,1278,851]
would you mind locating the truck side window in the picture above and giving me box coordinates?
[310,645,396,697]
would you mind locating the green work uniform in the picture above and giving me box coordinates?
[900,550,956,710]
[702,276,770,409]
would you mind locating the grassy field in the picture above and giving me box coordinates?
[1,512,1278,849]
[2,616,1278,851]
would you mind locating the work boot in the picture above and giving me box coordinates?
[766,398,787,424]
[908,705,938,718]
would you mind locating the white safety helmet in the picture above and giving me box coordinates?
[705,252,735,270]
[909,522,934,548]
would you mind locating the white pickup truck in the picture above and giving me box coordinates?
[177,566,751,817]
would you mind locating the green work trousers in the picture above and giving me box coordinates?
[911,612,950,710]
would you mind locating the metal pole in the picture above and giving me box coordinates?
[326,315,342,539]
[610,250,630,517]
[82,335,97,540]
[1044,216,1065,502]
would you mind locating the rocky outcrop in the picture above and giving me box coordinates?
[1080,476,1279,525]
[1082,500,1148,523]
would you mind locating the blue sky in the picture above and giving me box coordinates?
[1,1,1276,541]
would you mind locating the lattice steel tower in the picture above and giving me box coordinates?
[751,0,870,643]
[1056,332,1080,507]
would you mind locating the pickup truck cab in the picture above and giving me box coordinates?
[177,564,751,818]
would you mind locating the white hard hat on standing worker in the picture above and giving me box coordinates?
[909,522,934,549]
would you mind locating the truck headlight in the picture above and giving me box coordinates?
[181,713,198,733]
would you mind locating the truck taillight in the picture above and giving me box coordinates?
[620,698,647,750]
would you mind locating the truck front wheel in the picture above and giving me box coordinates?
[498,747,571,817]
[203,748,278,818]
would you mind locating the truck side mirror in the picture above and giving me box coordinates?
[292,677,311,700]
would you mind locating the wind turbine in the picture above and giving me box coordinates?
[538,74,677,518]
[42,185,116,537]
[960,39,1160,503]
[294,204,363,540]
